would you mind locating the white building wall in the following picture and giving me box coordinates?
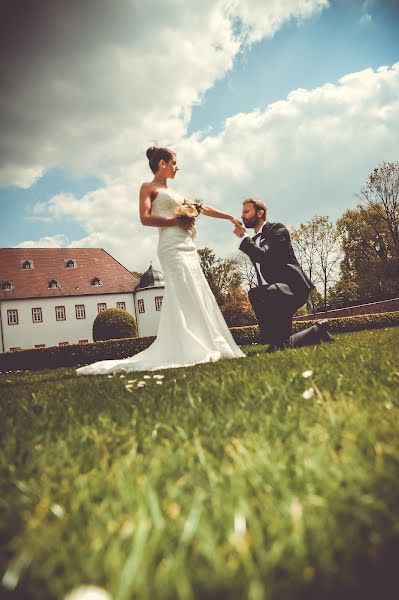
[0,293,136,352]
[134,287,164,337]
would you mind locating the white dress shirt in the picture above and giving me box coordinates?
[239,226,268,285]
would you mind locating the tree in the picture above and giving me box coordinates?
[334,203,398,304]
[220,287,256,327]
[197,247,242,305]
[234,252,257,290]
[316,217,342,311]
[357,161,399,260]
[291,219,321,314]
[291,216,341,312]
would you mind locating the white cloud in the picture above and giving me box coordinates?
[0,0,329,187]
[226,0,329,43]
[360,12,372,25]
[23,62,399,272]
[15,234,69,248]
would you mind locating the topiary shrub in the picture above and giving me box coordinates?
[92,308,137,342]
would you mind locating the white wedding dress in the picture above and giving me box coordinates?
[76,188,245,375]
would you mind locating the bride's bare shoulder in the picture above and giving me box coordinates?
[140,181,155,192]
[140,181,164,202]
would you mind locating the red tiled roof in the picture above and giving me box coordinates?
[0,248,139,300]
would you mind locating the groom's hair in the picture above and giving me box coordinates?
[243,198,267,219]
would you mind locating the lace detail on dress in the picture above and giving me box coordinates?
[152,188,183,215]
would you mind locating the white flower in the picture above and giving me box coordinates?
[64,586,112,600]
[156,381,163,385]
[107,375,113,379]
[119,375,125,378]
[143,375,151,379]
[290,499,303,521]
[153,374,165,379]
[302,387,315,400]
[302,370,313,379]
[137,381,146,387]
[234,512,247,536]
[50,504,65,519]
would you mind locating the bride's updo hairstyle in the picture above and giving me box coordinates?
[146,146,174,174]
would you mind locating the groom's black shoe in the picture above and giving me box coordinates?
[266,340,291,353]
[315,320,334,343]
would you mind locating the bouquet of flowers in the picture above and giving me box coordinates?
[174,199,203,223]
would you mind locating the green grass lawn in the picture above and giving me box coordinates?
[1,328,399,600]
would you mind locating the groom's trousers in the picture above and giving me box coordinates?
[248,283,321,348]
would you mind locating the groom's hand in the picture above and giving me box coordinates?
[233,223,246,237]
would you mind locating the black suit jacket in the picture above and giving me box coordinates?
[239,221,314,298]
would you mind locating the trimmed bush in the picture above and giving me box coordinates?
[0,336,155,374]
[92,308,137,341]
[1,310,398,373]
[231,310,399,345]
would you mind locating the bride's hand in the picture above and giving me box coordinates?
[176,217,195,231]
[230,216,243,227]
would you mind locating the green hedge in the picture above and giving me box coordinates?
[1,311,398,373]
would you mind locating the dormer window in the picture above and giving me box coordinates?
[48,279,59,289]
[21,260,33,270]
[91,277,102,287]
[2,281,13,291]
[65,259,76,268]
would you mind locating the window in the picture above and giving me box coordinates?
[91,277,101,286]
[75,305,86,319]
[7,310,18,325]
[55,306,66,321]
[97,303,107,313]
[2,281,12,291]
[32,308,43,323]
[116,301,126,310]
[35,344,46,349]
[155,296,163,311]
[65,259,76,268]
[21,260,33,269]
[59,342,69,346]
[79,340,89,344]
[137,299,145,313]
[48,279,59,289]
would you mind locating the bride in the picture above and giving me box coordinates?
[76,146,245,375]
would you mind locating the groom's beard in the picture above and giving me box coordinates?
[243,216,260,229]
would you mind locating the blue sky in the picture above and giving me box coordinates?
[188,0,399,135]
[1,0,398,269]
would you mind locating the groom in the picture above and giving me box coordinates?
[234,198,333,351]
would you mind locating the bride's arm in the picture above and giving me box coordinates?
[201,204,241,226]
[139,184,188,228]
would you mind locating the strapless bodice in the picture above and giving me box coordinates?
[151,187,185,218]
[152,187,197,250]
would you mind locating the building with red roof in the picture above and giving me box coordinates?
[0,248,164,352]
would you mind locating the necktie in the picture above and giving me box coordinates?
[252,232,262,242]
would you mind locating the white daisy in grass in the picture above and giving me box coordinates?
[302,387,315,400]
[64,586,112,600]
[302,370,313,379]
